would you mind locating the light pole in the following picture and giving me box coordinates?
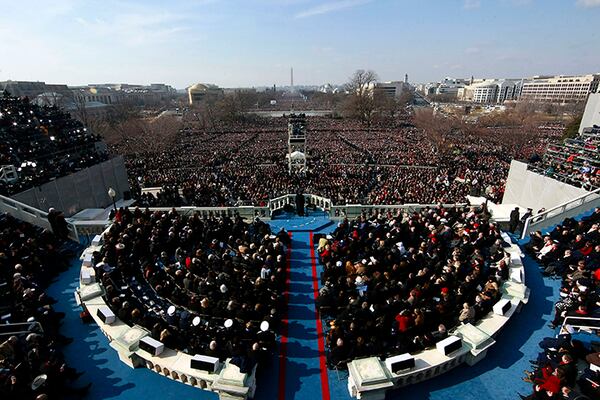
[107,187,117,214]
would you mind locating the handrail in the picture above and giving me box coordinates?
[0,321,44,339]
[520,186,600,239]
[0,193,79,242]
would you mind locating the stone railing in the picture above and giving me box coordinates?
[0,193,79,241]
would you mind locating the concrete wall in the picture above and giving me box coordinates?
[580,93,600,133]
[11,156,130,217]
[502,160,589,210]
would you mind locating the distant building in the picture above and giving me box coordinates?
[319,83,342,94]
[0,80,71,99]
[418,77,469,98]
[71,87,121,106]
[0,80,177,107]
[81,83,177,106]
[187,83,223,105]
[579,92,600,134]
[519,74,600,103]
[435,77,469,97]
[222,87,257,95]
[370,81,409,98]
[458,79,522,104]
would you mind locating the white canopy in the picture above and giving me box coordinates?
[288,151,306,160]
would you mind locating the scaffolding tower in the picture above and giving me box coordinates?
[287,113,307,173]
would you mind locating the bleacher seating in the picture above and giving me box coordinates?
[530,126,600,190]
[0,91,108,195]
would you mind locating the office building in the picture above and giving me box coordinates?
[519,74,600,103]
[458,79,522,104]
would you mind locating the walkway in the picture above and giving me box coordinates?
[277,232,329,400]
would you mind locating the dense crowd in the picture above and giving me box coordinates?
[118,116,560,207]
[529,126,600,191]
[314,205,512,368]
[0,213,89,399]
[0,92,108,195]
[93,207,290,372]
[519,207,600,399]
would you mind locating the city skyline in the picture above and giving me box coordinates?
[1,0,600,89]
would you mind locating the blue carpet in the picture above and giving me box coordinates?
[269,210,333,232]
[279,232,327,400]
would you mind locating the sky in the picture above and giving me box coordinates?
[0,0,599,89]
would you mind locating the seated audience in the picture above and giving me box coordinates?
[315,205,509,368]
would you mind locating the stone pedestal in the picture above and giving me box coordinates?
[454,323,496,366]
[347,357,394,400]
[106,325,149,368]
[213,359,256,400]
[78,283,104,301]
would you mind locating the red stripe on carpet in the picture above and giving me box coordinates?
[309,232,331,400]
[277,232,292,400]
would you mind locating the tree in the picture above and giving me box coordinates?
[344,69,378,125]
[373,91,401,120]
[214,93,244,121]
[563,114,582,140]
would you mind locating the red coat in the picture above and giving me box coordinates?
[395,314,413,333]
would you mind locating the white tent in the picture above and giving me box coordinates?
[287,151,306,160]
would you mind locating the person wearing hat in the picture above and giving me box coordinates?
[166,305,178,326]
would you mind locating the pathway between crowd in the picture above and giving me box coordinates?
[277,231,330,400]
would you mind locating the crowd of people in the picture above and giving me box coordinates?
[0,213,89,399]
[117,115,561,208]
[92,207,290,372]
[529,126,600,191]
[313,205,512,368]
[0,92,108,196]
[519,207,600,399]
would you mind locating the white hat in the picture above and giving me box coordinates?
[31,374,47,390]
[564,324,575,334]
[336,261,343,267]
[220,284,228,293]
[224,319,233,328]
[326,234,333,240]
[167,306,176,316]
[260,321,269,332]
[192,316,201,327]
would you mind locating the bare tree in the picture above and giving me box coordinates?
[344,69,378,125]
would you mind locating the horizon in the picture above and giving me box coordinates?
[1,0,600,89]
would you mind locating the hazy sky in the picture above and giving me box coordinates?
[1,0,599,89]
